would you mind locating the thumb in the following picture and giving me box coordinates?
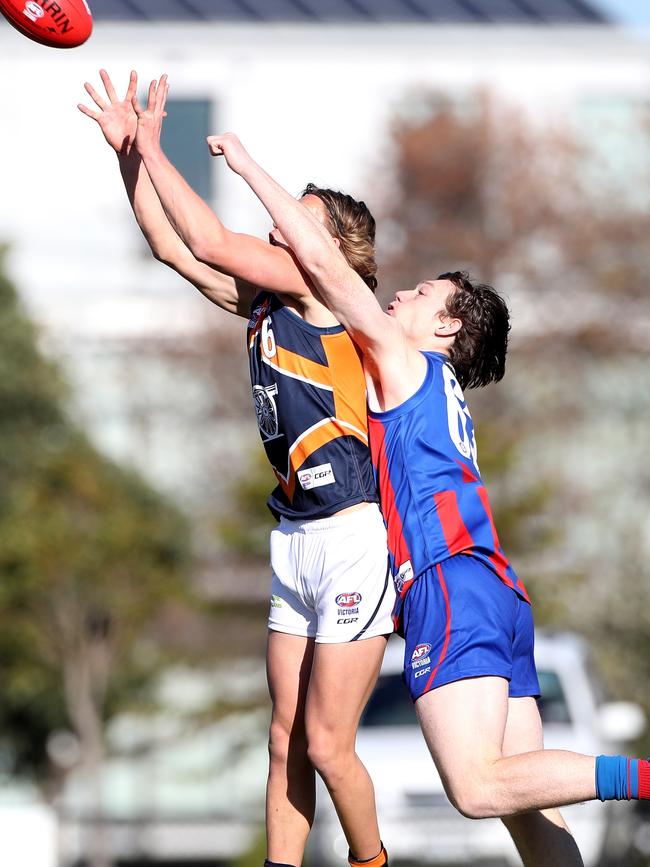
[131,94,144,116]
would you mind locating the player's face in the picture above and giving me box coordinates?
[387,280,454,342]
[269,194,329,248]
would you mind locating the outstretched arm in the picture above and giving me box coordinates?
[206,134,408,370]
[131,77,314,302]
[78,69,256,317]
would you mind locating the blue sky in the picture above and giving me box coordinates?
[596,0,650,27]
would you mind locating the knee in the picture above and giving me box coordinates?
[268,717,307,767]
[306,728,351,781]
[444,780,495,820]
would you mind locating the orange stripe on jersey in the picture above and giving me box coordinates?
[321,331,368,434]
[273,344,333,388]
[273,418,366,501]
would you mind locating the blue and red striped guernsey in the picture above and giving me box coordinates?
[368,352,529,618]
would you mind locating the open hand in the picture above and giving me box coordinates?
[78,69,138,155]
[132,75,169,159]
[206,133,254,176]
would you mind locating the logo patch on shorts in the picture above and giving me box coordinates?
[414,667,431,679]
[411,643,432,669]
[270,595,282,609]
[394,560,414,593]
[336,592,362,615]
[298,462,335,490]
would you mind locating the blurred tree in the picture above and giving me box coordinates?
[216,448,277,562]
[377,92,650,745]
[0,249,194,866]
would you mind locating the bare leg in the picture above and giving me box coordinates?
[415,677,596,818]
[500,696,584,866]
[266,630,315,865]
[305,635,388,861]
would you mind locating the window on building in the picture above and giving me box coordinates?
[161,98,214,201]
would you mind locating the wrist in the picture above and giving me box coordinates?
[117,149,141,166]
[117,150,142,179]
[238,158,261,183]
[138,142,162,163]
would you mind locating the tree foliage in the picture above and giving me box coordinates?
[0,249,193,784]
[377,93,650,733]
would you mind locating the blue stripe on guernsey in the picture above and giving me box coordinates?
[247,292,378,520]
[368,352,529,622]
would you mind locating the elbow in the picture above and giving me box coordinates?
[189,236,226,268]
[299,246,334,282]
[151,245,177,267]
[182,224,228,267]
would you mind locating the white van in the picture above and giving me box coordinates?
[308,631,645,866]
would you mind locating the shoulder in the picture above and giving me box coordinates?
[369,345,430,412]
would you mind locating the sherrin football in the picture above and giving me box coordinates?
[0,0,92,48]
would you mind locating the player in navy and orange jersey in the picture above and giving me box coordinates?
[79,72,392,867]
[220,132,650,866]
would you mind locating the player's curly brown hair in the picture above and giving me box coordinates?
[438,270,510,390]
[302,183,377,293]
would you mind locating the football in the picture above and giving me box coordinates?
[0,0,92,48]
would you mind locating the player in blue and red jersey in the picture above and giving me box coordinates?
[216,131,650,866]
[79,72,392,867]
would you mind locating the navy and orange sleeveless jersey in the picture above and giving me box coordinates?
[368,352,529,619]
[247,292,379,519]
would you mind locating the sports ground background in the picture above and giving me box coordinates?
[0,0,649,864]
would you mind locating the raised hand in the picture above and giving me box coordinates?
[78,69,138,155]
[206,132,254,176]
[132,75,169,159]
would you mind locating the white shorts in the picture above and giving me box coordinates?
[268,503,395,643]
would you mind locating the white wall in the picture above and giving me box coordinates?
[0,802,57,867]
[2,19,649,505]
[1,20,649,329]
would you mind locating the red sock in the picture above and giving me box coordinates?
[639,760,650,799]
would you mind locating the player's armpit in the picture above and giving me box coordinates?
[368,341,427,411]
[156,238,257,318]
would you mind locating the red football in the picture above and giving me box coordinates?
[0,0,92,48]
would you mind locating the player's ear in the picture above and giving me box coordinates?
[332,237,341,249]
[435,315,461,337]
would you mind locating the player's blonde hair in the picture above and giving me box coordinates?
[302,184,378,293]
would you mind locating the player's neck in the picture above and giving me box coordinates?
[416,335,452,356]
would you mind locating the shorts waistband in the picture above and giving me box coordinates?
[277,502,382,534]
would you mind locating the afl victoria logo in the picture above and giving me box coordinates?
[336,592,362,608]
[412,643,432,661]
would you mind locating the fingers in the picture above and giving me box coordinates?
[155,74,168,115]
[99,68,118,103]
[131,94,144,116]
[206,135,224,156]
[146,78,157,112]
[77,103,100,121]
[84,81,107,111]
[125,69,138,103]
[131,74,167,121]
